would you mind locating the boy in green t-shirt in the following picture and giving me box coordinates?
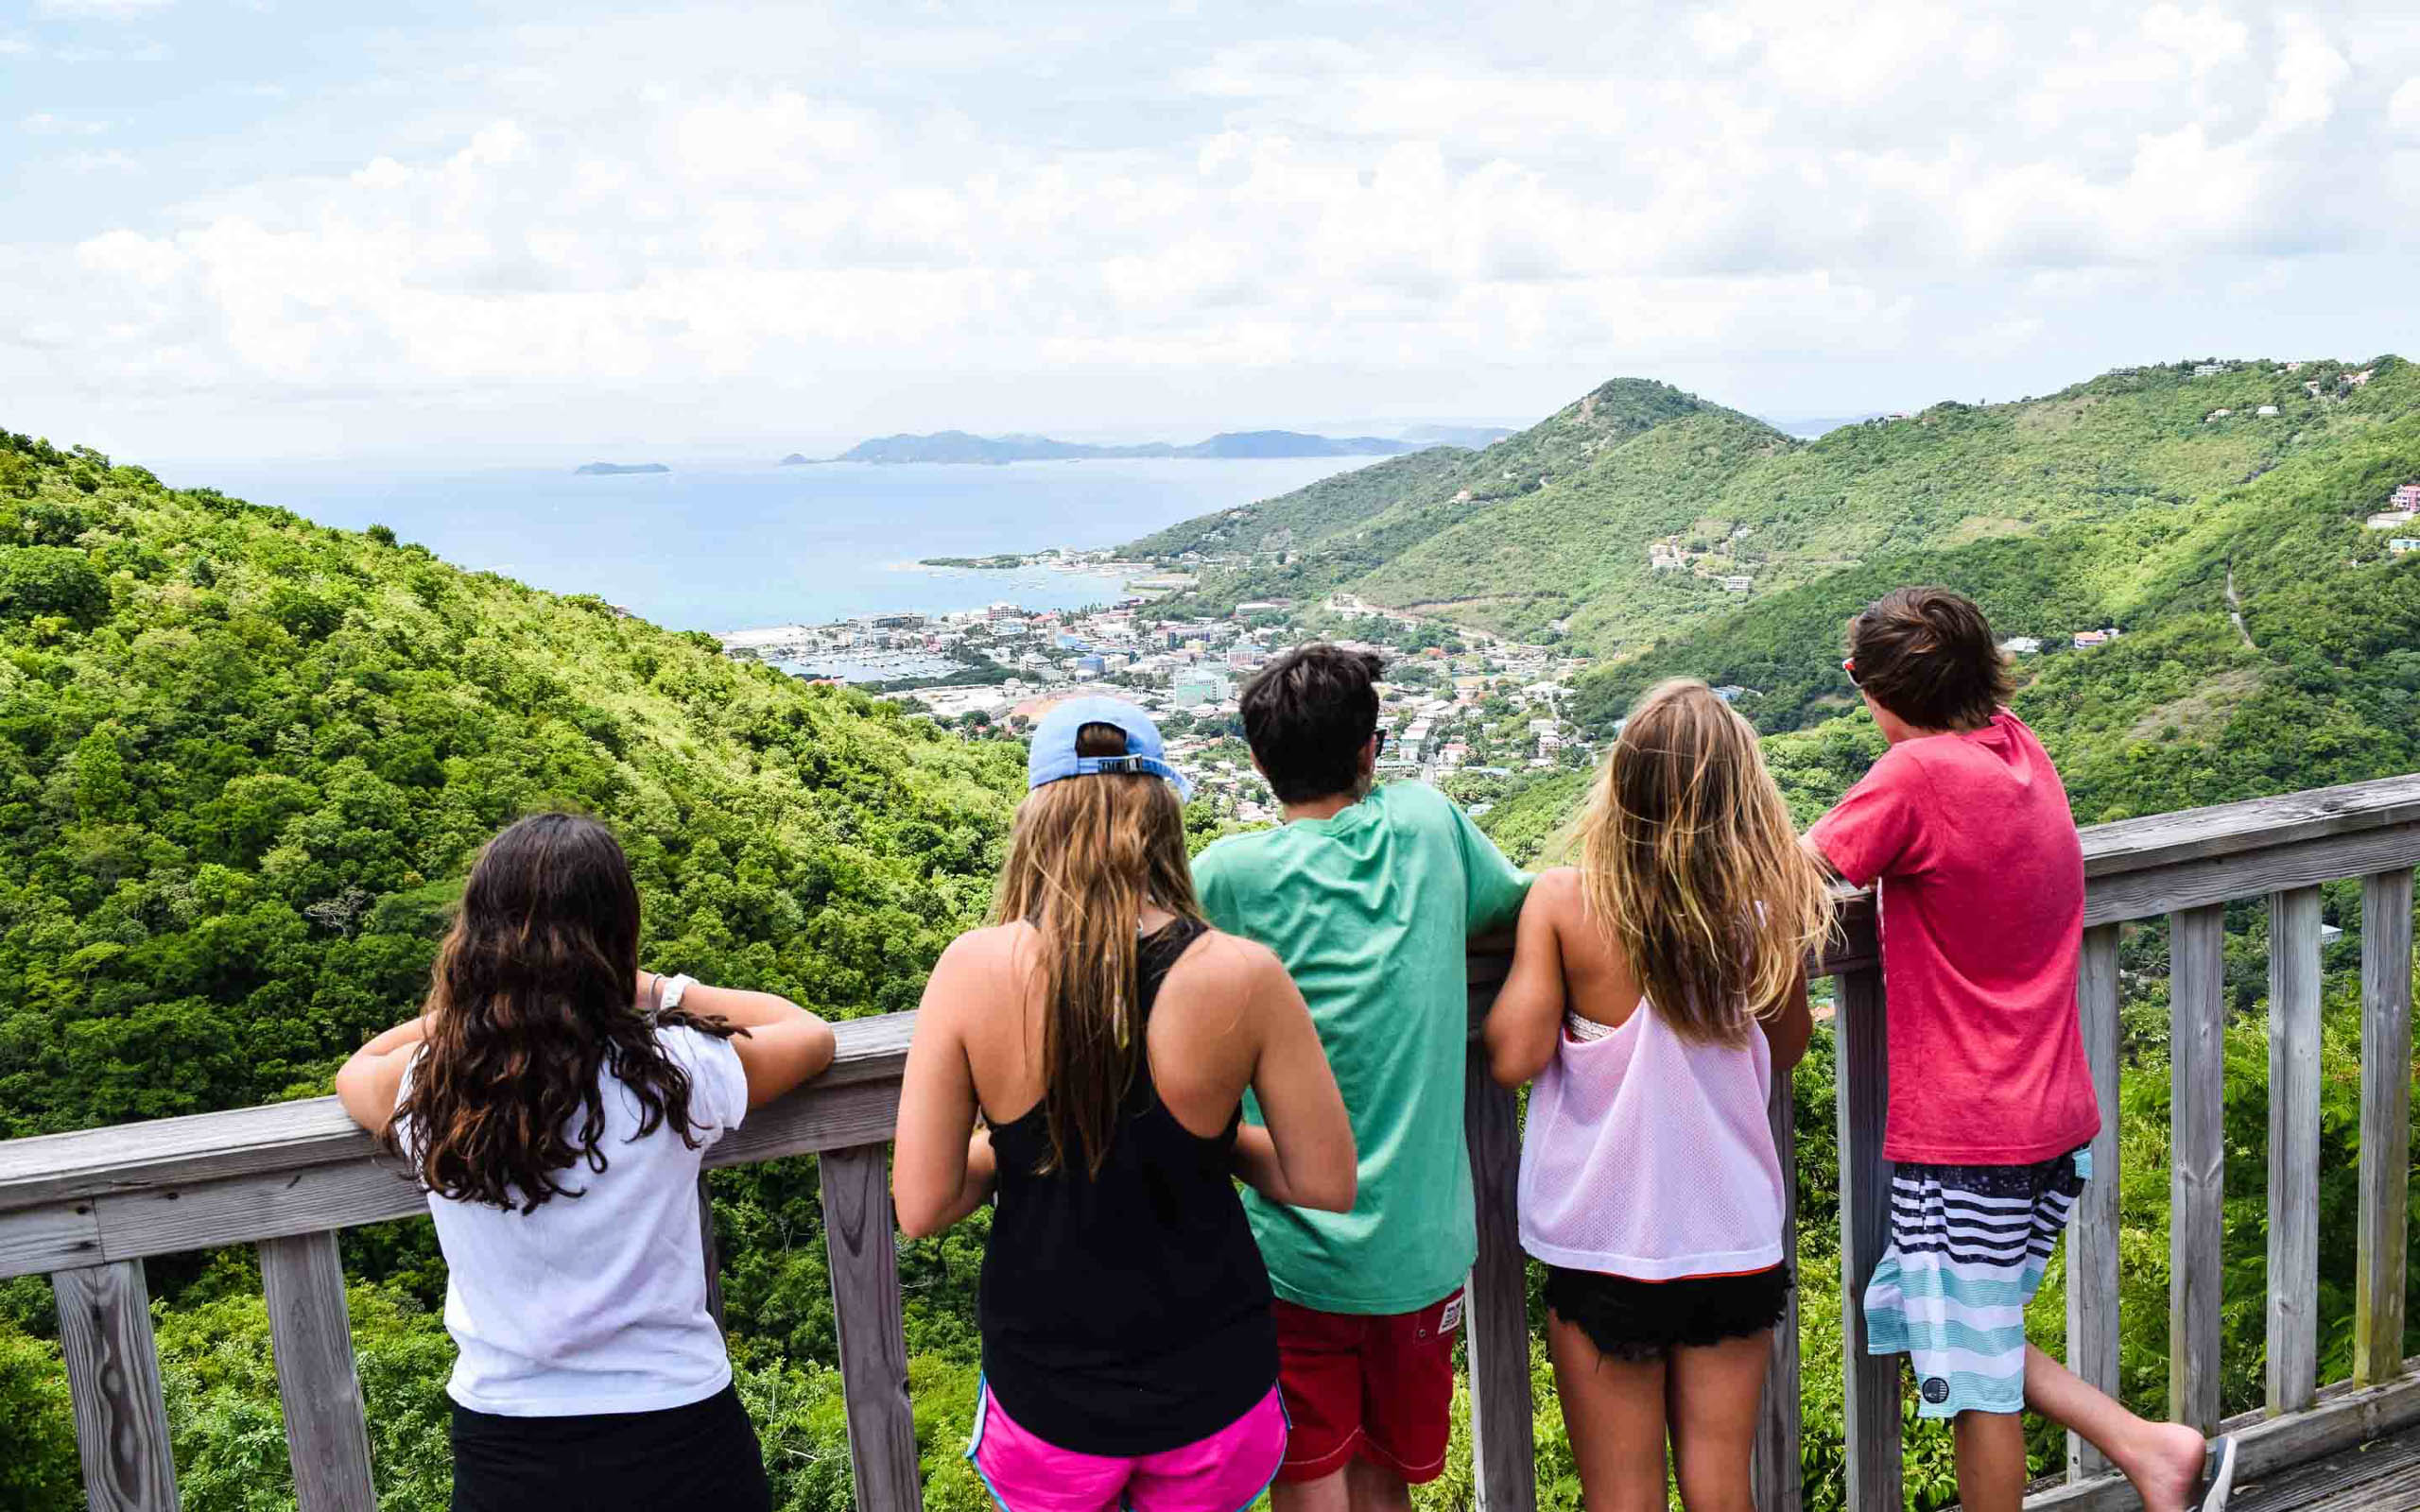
[1194,644,1530,1512]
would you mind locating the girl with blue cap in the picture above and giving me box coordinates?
[893,696,1356,1512]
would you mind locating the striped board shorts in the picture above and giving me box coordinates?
[1862,1146,2090,1418]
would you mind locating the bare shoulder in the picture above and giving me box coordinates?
[1175,926,1285,986]
[921,924,1034,1022]
[1532,866,1585,917]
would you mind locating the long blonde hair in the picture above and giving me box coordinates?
[992,722,1203,1176]
[1574,679,1835,1044]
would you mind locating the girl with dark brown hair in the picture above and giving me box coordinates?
[335,812,834,1512]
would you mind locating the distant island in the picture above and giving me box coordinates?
[778,454,815,466]
[574,462,670,475]
[814,429,1430,465]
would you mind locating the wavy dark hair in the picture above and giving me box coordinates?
[386,813,740,1211]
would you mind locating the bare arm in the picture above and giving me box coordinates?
[891,938,995,1238]
[1233,947,1356,1212]
[333,1015,431,1136]
[645,972,837,1108]
[1760,962,1814,1073]
[1485,869,1571,1087]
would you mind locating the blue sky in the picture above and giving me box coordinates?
[5,0,2419,462]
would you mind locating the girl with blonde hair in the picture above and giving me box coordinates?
[893,697,1354,1512]
[1486,679,1834,1512]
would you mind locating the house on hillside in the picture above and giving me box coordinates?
[2347,369,2375,388]
[2193,363,2225,376]
[2205,408,2233,421]
[2394,485,2420,510]
[2366,510,2418,531]
[1999,636,2043,655]
[1721,576,1754,594]
[2392,539,2419,556]
[2257,405,2281,418]
[2073,627,2121,649]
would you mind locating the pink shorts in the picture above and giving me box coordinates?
[968,1380,1287,1512]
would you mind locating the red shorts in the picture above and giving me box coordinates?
[1270,1290,1463,1485]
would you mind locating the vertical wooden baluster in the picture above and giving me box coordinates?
[2356,868,2413,1386]
[1751,1055,1802,1512]
[1835,964,1901,1512]
[819,1145,922,1512]
[2266,887,2323,1416]
[2169,904,2226,1434]
[259,1230,378,1512]
[52,1258,180,1512]
[697,1173,725,1331]
[1464,1048,1537,1512]
[2069,922,2122,1480]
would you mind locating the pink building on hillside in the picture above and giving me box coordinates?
[2394,484,2420,510]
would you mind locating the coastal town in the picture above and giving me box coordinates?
[721,586,1604,823]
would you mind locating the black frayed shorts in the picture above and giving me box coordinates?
[450,1382,770,1512]
[1546,1263,1792,1363]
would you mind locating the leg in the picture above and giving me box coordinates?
[1271,1470,1350,1512]
[1343,1455,1412,1512]
[1665,1330,1771,1512]
[2022,1343,2207,1512]
[1951,1410,2029,1512]
[1549,1313,1670,1512]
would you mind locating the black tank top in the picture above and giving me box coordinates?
[977,918,1278,1455]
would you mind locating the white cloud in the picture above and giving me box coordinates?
[2391,77,2420,136]
[34,0,172,13]
[22,112,111,135]
[6,0,2416,453]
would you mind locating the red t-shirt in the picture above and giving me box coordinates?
[1808,711,2100,1165]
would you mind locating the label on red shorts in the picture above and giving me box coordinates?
[1438,1297,1462,1334]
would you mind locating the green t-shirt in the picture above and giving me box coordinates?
[1192,782,1531,1314]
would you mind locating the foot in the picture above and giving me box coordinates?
[2127,1422,2218,1512]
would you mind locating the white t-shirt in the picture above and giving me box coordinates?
[394,1026,751,1417]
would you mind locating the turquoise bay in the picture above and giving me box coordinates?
[158,455,1371,632]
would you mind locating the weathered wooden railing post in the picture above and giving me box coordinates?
[820,1144,923,1512]
[259,1229,378,1512]
[2265,886,2323,1417]
[2355,867,2413,1387]
[53,1258,180,1512]
[1750,1062,1802,1512]
[2068,921,2123,1479]
[1835,958,1901,1512]
[1464,946,1537,1512]
[2168,904,2226,1434]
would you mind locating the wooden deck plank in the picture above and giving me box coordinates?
[2228,1424,2420,1512]
[2070,921,2123,1480]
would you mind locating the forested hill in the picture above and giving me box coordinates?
[0,431,1025,1140]
[1135,359,2411,661]
[1581,359,2420,828]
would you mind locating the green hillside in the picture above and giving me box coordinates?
[1138,359,2401,655]
[1567,359,2420,824]
[0,430,1027,1135]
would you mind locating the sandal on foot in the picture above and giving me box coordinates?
[2192,1435,2239,1512]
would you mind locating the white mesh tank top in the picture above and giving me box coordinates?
[1516,998,1786,1280]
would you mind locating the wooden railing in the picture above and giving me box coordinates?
[1,775,2416,1511]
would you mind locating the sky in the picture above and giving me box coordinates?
[4,0,2419,463]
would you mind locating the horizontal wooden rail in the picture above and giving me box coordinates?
[0,773,2413,1512]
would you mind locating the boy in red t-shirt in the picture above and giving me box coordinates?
[1807,588,2236,1512]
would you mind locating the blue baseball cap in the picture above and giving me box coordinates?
[1026,696,1192,799]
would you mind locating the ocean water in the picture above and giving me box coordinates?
[164,455,1370,633]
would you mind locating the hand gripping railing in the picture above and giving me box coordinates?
[2,774,2416,1510]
